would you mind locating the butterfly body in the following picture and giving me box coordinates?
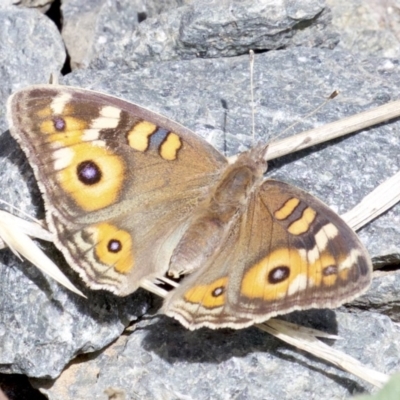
[7,85,372,330]
[169,144,268,278]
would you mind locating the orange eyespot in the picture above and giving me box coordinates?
[184,277,228,308]
[92,223,134,274]
[55,143,125,211]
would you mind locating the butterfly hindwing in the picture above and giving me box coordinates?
[163,179,372,329]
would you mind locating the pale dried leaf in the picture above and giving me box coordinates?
[342,170,400,231]
[258,320,389,388]
[0,211,85,298]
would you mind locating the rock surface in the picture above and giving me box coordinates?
[32,311,400,400]
[0,1,399,399]
[61,0,339,69]
[327,0,400,58]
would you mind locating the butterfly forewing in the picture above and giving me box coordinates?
[7,85,227,294]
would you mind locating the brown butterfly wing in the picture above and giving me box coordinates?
[7,85,227,295]
[163,179,372,330]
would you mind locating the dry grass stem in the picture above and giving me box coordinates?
[266,100,400,161]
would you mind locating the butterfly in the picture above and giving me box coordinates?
[6,85,372,330]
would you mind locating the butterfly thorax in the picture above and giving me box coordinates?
[168,146,268,278]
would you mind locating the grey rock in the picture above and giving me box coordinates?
[0,7,64,96]
[354,270,400,323]
[0,6,64,225]
[0,252,151,378]
[0,0,53,12]
[32,311,400,399]
[0,1,17,9]
[327,0,400,58]
[0,2,400,398]
[61,0,142,69]
[11,0,54,13]
[61,0,339,70]
[143,0,191,17]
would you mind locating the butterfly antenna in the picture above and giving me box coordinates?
[249,50,256,144]
[272,90,340,143]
